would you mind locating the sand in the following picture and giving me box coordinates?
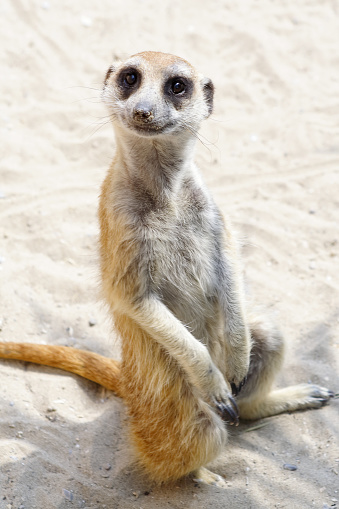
[0,1,338,508]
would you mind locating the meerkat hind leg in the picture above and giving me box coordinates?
[192,467,227,489]
[237,315,333,420]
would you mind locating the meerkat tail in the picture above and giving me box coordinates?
[0,342,122,396]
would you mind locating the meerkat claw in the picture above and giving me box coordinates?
[319,395,333,405]
[231,382,238,396]
[231,376,247,397]
[216,398,239,425]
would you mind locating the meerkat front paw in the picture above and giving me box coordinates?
[224,329,251,392]
[225,350,250,392]
[214,392,239,425]
[202,365,239,425]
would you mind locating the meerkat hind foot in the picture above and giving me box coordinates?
[268,383,334,413]
[239,383,334,420]
[285,383,334,410]
[192,467,227,489]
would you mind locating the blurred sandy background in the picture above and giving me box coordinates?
[0,1,338,508]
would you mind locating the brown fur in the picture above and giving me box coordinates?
[0,52,333,488]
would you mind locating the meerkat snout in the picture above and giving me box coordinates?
[133,102,154,123]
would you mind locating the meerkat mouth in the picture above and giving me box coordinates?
[129,121,176,136]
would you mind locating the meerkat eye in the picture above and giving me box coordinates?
[124,73,138,86]
[172,80,186,94]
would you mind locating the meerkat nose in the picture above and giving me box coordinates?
[133,102,154,122]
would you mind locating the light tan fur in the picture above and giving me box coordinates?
[0,51,333,487]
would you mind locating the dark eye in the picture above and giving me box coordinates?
[172,80,186,94]
[124,73,137,86]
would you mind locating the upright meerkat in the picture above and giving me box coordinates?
[0,51,333,487]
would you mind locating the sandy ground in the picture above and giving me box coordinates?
[1,1,339,508]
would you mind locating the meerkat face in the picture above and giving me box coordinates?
[102,51,214,138]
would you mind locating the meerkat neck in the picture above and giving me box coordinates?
[114,127,198,198]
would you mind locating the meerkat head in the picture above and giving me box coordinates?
[102,51,214,138]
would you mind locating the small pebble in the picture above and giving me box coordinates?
[63,489,73,502]
[104,463,111,470]
[283,463,297,471]
[66,326,74,337]
[88,318,97,327]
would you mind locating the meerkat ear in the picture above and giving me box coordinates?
[104,65,116,87]
[104,57,123,87]
[201,77,214,117]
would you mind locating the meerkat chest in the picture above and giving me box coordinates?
[145,200,222,307]
[110,174,225,323]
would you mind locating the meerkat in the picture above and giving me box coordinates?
[0,51,333,487]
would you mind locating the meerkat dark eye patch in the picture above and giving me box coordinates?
[117,67,141,98]
[165,77,193,107]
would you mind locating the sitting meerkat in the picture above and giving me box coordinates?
[0,51,333,487]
